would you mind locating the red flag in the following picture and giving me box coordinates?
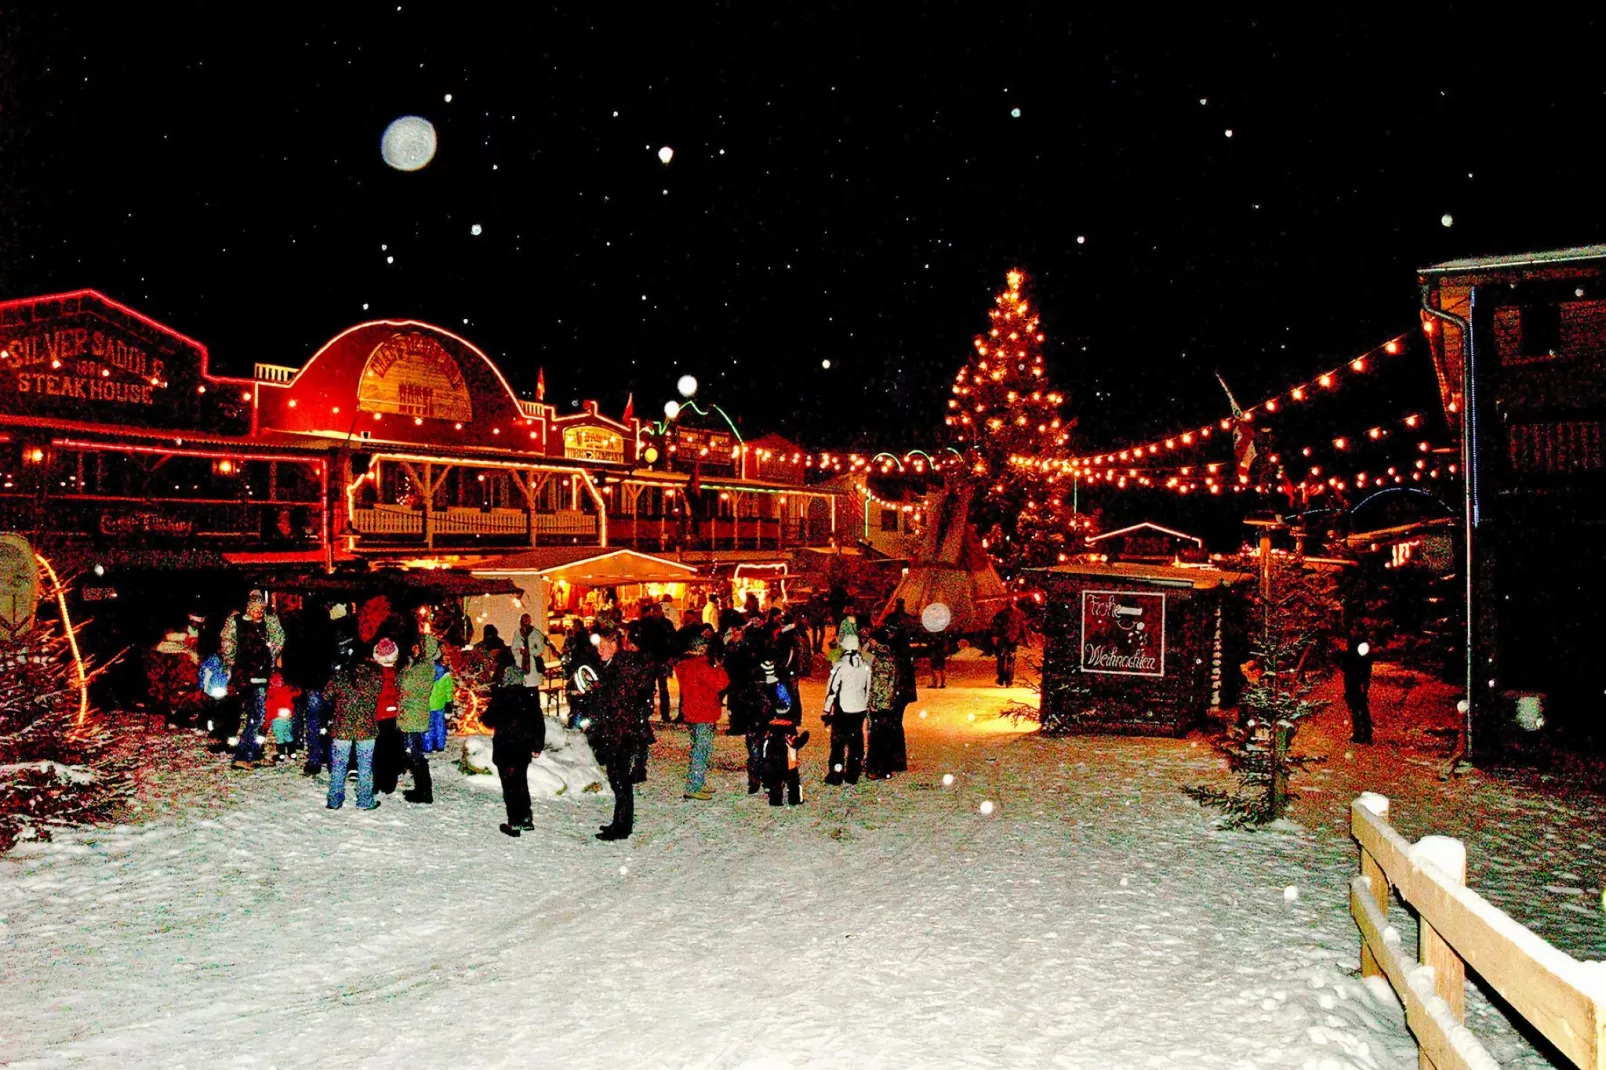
[621,392,634,424]
[536,367,546,402]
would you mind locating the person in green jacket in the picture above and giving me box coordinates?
[399,633,439,804]
[426,661,455,752]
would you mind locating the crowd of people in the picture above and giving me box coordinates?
[171,583,1034,845]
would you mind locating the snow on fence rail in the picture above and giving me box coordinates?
[1350,793,1606,1070]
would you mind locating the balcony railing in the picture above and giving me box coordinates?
[349,506,597,539]
[253,363,299,384]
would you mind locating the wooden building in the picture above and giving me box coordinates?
[0,291,849,569]
[1028,562,1250,737]
[1419,245,1606,750]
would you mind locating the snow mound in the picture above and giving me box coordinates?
[458,718,609,800]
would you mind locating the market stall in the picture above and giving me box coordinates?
[468,547,706,642]
[1028,562,1251,737]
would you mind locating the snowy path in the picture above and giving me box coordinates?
[1,652,1600,1069]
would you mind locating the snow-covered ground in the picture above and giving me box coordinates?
[1,650,1601,1069]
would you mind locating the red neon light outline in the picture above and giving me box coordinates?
[0,289,260,390]
[256,318,545,433]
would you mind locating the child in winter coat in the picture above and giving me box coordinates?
[480,662,546,838]
[371,639,404,794]
[756,660,808,807]
[266,673,298,763]
[426,660,454,752]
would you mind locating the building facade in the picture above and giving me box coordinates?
[1420,245,1606,750]
[0,290,847,568]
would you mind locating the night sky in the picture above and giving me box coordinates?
[3,7,1604,457]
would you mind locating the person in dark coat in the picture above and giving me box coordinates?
[220,590,285,769]
[480,662,546,837]
[1341,629,1375,744]
[585,625,655,841]
[282,602,340,776]
[562,622,603,730]
[629,601,677,723]
[722,625,762,737]
[992,600,1028,687]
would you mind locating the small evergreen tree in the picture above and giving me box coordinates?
[945,269,1073,574]
[1185,545,1338,827]
[0,618,124,852]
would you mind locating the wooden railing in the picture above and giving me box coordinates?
[253,362,298,384]
[1351,793,1606,1069]
[350,505,597,538]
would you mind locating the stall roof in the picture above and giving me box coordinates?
[471,548,705,587]
[1030,562,1252,589]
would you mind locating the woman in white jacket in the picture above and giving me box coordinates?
[823,633,871,784]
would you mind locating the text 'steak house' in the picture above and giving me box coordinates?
[0,291,846,570]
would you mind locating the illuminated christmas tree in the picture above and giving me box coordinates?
[945,269,1075,573]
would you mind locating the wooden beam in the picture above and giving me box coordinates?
[1352,801,1604,1070]
[1350,877,1498,1070]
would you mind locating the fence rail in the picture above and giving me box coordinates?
[1350,793,1606,1069]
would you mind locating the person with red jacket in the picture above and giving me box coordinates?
[371,638,405,794]
[674,631,728,801]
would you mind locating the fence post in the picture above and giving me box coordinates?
[1356,792,1391,979]
[1414,834,1469,1067]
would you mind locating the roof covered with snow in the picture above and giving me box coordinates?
[1421,244,1606,274]
[1030,561,1253,588]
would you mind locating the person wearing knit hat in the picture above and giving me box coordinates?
[369,638,406,795]
[220,589,285,770]
[824,629,871,785]
[756,659,808,807]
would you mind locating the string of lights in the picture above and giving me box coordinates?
[1065,333,1412,468]
[1014,407,1447,483]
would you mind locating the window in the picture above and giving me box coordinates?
[880,508,900,532]
[1520,302,1562,359]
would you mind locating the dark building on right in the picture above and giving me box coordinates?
[1419,245,1606,755]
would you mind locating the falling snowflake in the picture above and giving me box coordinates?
[978,800,995,816]
[658,146,674,165]
[470,223,483,236]
[1441,213,1455,228]
[1010,107,1021,118]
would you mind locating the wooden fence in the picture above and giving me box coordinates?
[1350,793,1606,1069]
